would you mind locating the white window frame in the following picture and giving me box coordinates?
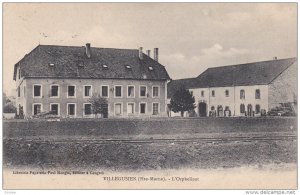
[114,102,123,116]
[139,85,147,98]
[83,103,93,116]
[67,85,76,98]
[127,102,135,115]
[67,103,76,117]
[139,102,147,115]
[114,85,123,98]
[83,85,93,98]
[152,102,160,115]
[50,103,60,116]
[32,103,42,116]
[152,86,160,98]
[50,84,60,98]
[33,84,42,98]
[101,85,109,98]
[127,85,135,98]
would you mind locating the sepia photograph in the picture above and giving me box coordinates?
[2,2,297,191]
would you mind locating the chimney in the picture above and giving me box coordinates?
[154,48,159,62]
[273,56,278,60]
[85,43,91,58]
[146,50,151,57]
[139,47,143,60]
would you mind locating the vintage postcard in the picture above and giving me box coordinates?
[2,2,297,191]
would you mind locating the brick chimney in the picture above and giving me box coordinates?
[154,48,159,62]
[139,47,143,60]
[146,50,151,57]
[86,43,91,58]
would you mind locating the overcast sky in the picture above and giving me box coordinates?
[3,3,297,96]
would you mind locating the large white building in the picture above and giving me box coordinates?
[168,57,297,117]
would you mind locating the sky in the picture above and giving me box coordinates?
[3,3,297,96]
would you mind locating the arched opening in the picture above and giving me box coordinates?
[247,104,253,117]
[198,102,207,117]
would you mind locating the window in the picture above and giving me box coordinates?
[255,89,260,99]
[240,104,245,113]
[18,68,21,79]
[127,103,134,114]
[201,91,204,97]
[115,86,122,98]
[127,86,135,98]
[255,104,261,114]
[84,86,92,97]
[68,86,76,97]
[33,85,42,97]
[140,86,147,97]
[50,104,59,115]
[225,90,229,97]
[101,86,109,97]
[152,86,159,97]
[33,104,42,115]
[50,85,59,97]
[84,104,92,115]
[153,103,159,115]
[140,103,146,114]
[115,103,122,115]
[240,90,245,99]
[211,106,215,111]
[67,104,76,116]
[17,87,20,97]
[211,90,215,97]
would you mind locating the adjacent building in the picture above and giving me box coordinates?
[14,44,170,118]
[168,57,297,117]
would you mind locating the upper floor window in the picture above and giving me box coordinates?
[128,86,135,98]
[50,85,59,97]
[240,89,245,99]
[68,86,76,97]
[140,86,147,97]
[255,89,260,99]
[17,86,20,97]
[201,91,204,97]
[115,86,122,98]
[152,86,159,97]
[211,90,215,97]
[84,86,92,97]
[33,85,42,98]
[225,90,229,97]
[101,86,108,97]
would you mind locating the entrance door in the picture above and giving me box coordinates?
[247,104,253,117]
[198,102,207,117]
[102,104,108,118]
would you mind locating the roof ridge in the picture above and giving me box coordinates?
[38,44,139,51]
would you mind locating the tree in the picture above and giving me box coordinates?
[3,102,17,113]
[89,94,108,118]
[170,86,196,117]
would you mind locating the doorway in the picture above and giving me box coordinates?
[198,102,207,117]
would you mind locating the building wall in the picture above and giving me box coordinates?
[20,78,167,118]
[187,85,268,117]
[268,61,297,110]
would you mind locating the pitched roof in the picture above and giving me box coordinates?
[13,45,170,81]
[167,57,297,98]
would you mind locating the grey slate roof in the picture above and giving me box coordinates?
[167,57,297,98]
[13,45,170,81]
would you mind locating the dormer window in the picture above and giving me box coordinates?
[149,66,153,71]
[125,65,131,69]
[49,63,55,67]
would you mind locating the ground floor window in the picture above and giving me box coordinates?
[84,104,92,115]
[255,104,260,114]
[140,103,146,114]
[115,103,122,115]
[240,104,245,113]
[127,103,134,114]
[68,104,76,116]
[50,104,59,115]
[33,104,42,115]
[153,103,159,115]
